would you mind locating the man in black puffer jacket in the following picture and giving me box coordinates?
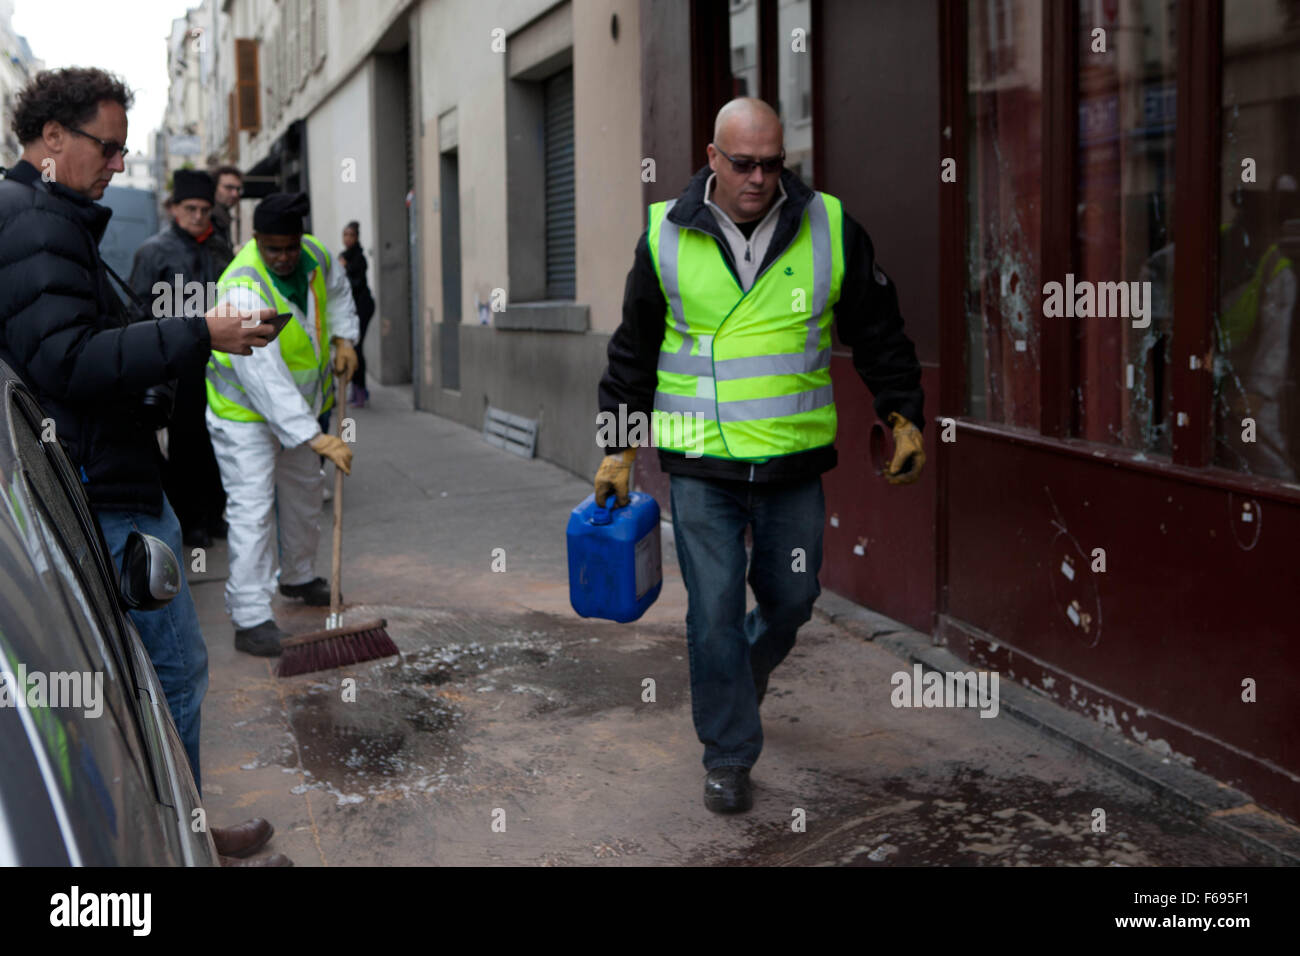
[0,68,274,813]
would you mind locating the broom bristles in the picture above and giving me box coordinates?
[276,619,398,678]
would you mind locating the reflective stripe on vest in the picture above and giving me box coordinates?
[301,234,330,275]
[206,234,334,423]
[648,192,844,459]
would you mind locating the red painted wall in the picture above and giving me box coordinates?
[944,425,1300,821]
[820,363,939,632]
[816,0,942,631]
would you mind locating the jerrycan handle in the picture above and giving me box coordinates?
[591,495,622,525]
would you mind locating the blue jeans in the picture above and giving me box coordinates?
[669,473,824,770]
[95,495,208,791]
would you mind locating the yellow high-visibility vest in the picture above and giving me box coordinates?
[1220,241,1293,353]
[205,233,334,423]
[648,193,845,460]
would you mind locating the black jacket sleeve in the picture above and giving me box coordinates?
[835,214,925,429]
[0,206,211,405]
[596,230,666,450]
[344,249,369,283]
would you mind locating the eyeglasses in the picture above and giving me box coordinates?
[67,126,128,160]
[712,144,784,175]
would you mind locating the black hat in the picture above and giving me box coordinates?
[171,169,215,205]
[254,191,310,235]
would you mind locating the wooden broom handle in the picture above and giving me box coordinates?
[330,374,346,615]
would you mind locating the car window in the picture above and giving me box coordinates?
[6,393,150,778]
[10,394,133,669]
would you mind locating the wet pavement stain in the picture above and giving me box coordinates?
[271,606,688,805]
[686,767,1267,867]
[243,604,1278,865]
[278,682,469,806]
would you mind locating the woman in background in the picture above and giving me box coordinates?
[340,221,376,407]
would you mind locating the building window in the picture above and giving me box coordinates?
[729,0,759,97]
[544,68,576,301]
[1214,1,1300,480]
[1073,0,1177,453]
[778,0,813,186]
[964,0,1042,428]
[984,0,1017,76]
[234,37,260,134]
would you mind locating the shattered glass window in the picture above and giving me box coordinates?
[1213,0,1300,483]
[965,0,1042,428]
[1073,0,1176,455]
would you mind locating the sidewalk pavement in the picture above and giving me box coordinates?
[190,383,1299,866]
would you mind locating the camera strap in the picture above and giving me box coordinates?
[101,260,152,322]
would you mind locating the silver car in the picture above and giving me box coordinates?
[0,367,216,866]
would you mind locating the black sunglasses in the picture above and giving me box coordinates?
[68,126,128,160]
[713,144,784,175]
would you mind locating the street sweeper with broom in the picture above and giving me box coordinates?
[205,191,360,657]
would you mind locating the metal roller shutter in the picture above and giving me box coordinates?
[544,69,575,300]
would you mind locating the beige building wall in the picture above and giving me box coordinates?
[306,61,377,305]
[573,0,644,334]
[218,0,642,476]
[414,0,643,479]
[417,0,641,334]
[417,0,547,340]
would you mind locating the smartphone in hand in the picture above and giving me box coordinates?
[264,313,293,341]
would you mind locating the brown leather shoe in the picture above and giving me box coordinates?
[220,853,293,867]
[211,818,273,859]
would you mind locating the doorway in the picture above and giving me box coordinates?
[439,148,462,391]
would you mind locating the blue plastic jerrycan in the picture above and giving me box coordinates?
[567,491,663,623]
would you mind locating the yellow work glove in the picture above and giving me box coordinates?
[594,447,636,507]
[332,338,359,382]
[884,412,925,485]
[310,433,353,475]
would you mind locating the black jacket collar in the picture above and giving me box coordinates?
[665,164,815,278]
[668,165,813,227]
[4,158,114,242]
[168,221,202,247]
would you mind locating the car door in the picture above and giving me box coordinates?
[2,381,213,865]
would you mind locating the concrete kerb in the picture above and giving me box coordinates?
[812,589,1300,866]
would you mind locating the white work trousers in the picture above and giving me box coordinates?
[207,409,323,629]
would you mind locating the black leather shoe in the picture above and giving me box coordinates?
[279,576,335,606]
[234,620,286,657]
[754,669,769,707]
[704,766,753,814]
[212,818,273,858]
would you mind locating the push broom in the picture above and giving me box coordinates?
[277,371,398,678]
